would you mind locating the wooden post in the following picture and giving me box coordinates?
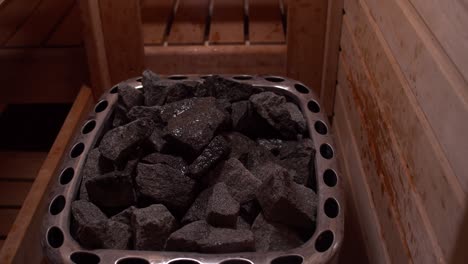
[80,0,145,98]
[286,0,328,97]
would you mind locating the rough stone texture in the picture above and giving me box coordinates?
[118,83,144,110]
[132,204,178,250]
[230,100,276,138]
[250,161,293,183]
[240,200,261,224]
[146,127,167,152]
[256,138,283,155]
[71,200,131,249]
[99,118,154,163]
[189,135,230,179]
[237,217,251,230]
[209,158,261,203]
[206,183,240,228]
[135,163,196,214]
[256,170,317,230]
[165,81,200,103]
[181,187,213,225]
[198,75,263,102]
[250,92,306,139]
[142,70,169,106]
[159,97,198,122]
[165,221,255,253]
[164,97,229,155]
[277,138,316,186]
[141,153,187,174]
[86,172,136,209]
[112,105,130,128]
[110,206,136,225]
[79,148,113,201]
[127,105,162,123]
[222,132,257,159]
[252,214,302,252]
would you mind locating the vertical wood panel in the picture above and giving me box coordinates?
[0,0,42,45]
[46,2,83,46]
[0,209,19,237]
[209,0,245,44]
[286,0,328,95]
[168,0,210,45]
[249,0,285,43]
[141,0,174,45]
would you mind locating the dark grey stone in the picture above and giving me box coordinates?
[117,83,144,110]
[252,214,302,252]
[230,100,275,138]
[256,170,317,230]
[99,118,155,163]
[127,105,162,123]
[141,153,187,174]
[237,217,251,230]
[250,92,306,139]
[165,81,200,103]
[165,221,211,252]
[222,132,257,159]
[240,200,261,224]
[142,70,168,106]
[206,183,240,228]
[132,204,178,250]
[198,75,263,102]
[249,161,292,183]
[181,187,213,225]
[277,138,315,186]
[209,158,261,203]
[112,105,130,128]
[86,172,136,209]
[110,206,136,225]
[159,97,199,122]
[164,97,228,155]
[135,163,196,214]
[256,138,283,155]
[189,135,230,179]
[79,148,113,201]
[146,127,167,152]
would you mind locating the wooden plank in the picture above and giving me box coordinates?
[361,0,468,194]
[286,0,328,94]
[409,0,468,82]
[346,0,466,260]
[80,0,112,98]
[0,0,42,45]
[209,0,245,44]
[0,48,87,104]
[141,0,174,45]
[168,0,210,44]
[4,0,74,47]
[0,152,47,181]
[249,0,285,43]
[0,240,4,250]
[0,209,19,237]
[334,85,391,264]
[99,0,145,85]
[46,1,83,46]
[0,182,32,207]
[320,0,343,116]
[145,44,286,75]
[0,87,93,264]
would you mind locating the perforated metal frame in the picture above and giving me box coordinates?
[42,75,344,264]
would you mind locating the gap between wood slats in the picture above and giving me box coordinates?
[141,0,174,45]
[209,0,245,44]
[248,0,285,43]
[0,152,47,181]
[168,0,210,45]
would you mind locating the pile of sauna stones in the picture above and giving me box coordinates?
[71,71,318,253]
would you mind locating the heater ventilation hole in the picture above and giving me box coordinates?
[136,78,142,83]
[200,75,211,79]
[233,75,253,80]
[265,76,285,83]
[307,100,320,113]
[82,120,96,134]
[49,195,66,215]
[320,144,334,159]
[110,86,118,94]
[294,83,310,94]
[270,255,303,264]
[168,75,188,80]
[324,198,339,218]
[59,167,74,185]
[323,169,337,187]
[47,227,64,248]
[315,230,334,252]
[220,259,253,264]
[70,143,85,158]
[117,258,150,264]
[314,121,328,135]
[70,252,100,264]
[95,100,108,113]
[168,260,200,264]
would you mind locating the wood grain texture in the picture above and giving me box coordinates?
[209,0,245,44]
[0,182,32,207]
[4,0,74,47]
[145,44,286,75]
[0,48,87,104]
[141,0,174,45]
[99,0,145,85]
[249,0,285,43]
[0,209,19,237]
[168,0,210,44]
[286,0,328,94]
[362,0,468,194]
[0,87,93,264]
[0,0,42,45]
[46,1,83,46]
[0,152,47,181]
[334,84,391,264]
[320,0,343,116]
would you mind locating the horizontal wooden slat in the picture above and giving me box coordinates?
[141,0,174,45]
[0,152,47,181]
[0,48,87,104]
[249,0,285,43]
[145,44,286,75]
[46,1,83,47]
[0,182,32,207]
[168,0,210,44]
[0,0,42,45]
[209,0,245,44]
[0,209,19,237]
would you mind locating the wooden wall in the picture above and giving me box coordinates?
[333,0,468,263]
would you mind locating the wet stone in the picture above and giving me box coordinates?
[141,152,187,174]
[165,81,200,103]
[132,204,178,250]
[86,172,136,209]
[189,135,231,179]
[252,214,302,252]
[117,83,144,110]
[199,75,263,102]
[127,105,162,123]
[99,118,155,163]
[206,183,240,228]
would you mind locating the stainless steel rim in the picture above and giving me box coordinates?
[41,74,344,264]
